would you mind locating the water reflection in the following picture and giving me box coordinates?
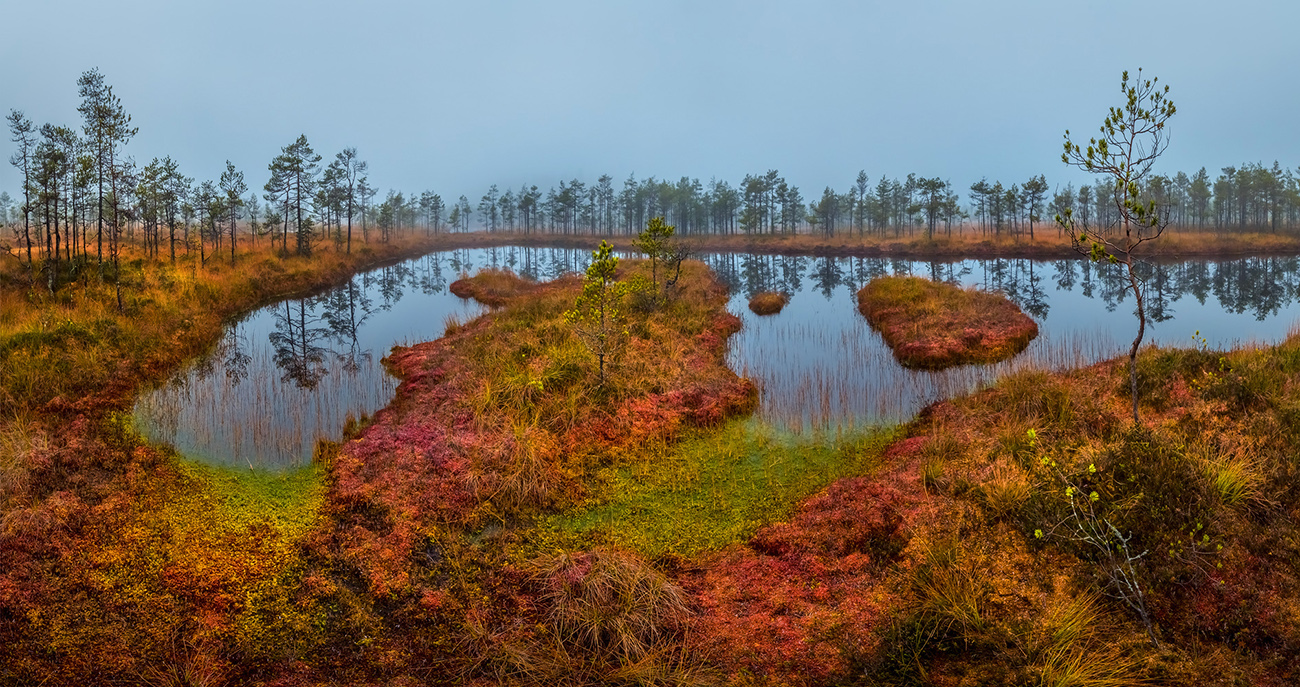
[134,247,1300,469]
[708,253,1300,430]
[706,254,1300,327]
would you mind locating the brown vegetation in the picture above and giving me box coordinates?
[858,275,1039,369]
[449,267,534,307]
[0,233,456,685]
[850,338,1300,684]
[300,259,757,684]
[747,291,790,316]
[7,230,1300,685]
[178,227,1300,263]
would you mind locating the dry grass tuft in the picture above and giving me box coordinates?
[466,548,703,685]
[1191,439,1269,510]
[911,538,987,635]
[1029,593,1146,687]
[980,459,1032,518]
[747,291,790,316]
[537,548,691,663]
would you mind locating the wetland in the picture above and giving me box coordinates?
[135,246,1300,469]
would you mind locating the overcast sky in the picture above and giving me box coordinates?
[3,0,1298,202]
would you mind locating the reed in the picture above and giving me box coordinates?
[0,232,447,417]
[730,310,1120,433]
[134,343,399,468]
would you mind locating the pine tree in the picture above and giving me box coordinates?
[219,161,246,265]
[1058,69,1176,424]
[566,240,628,386]
[632,216,675,295]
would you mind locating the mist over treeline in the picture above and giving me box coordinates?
[7,69,1300,273]
[403,162,1300,239]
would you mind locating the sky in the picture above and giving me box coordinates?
[3,0,1298,203]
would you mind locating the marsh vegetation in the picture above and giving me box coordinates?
[7,226,1300,684]
[8,62,1300,687]
[857,275,1039,368]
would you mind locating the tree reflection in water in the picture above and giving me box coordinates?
[322,276,375,374]
[133,247,1300,469]
[269,300,331,389]
[710,252,1300,431]
[705,253,1300,328]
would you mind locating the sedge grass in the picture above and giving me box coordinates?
[980,460,1033,518]
[1192,440,1268,510]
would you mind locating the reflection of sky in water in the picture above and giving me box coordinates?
[133,247,593,470]
[718,256,1300,430]
[135,248,1300,469]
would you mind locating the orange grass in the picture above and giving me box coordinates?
[161,227,1300,262]
[0,230,452,685]
[603,227,1300,260]
[449,267,535,307]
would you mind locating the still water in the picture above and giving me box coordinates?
[133,247,1300,469]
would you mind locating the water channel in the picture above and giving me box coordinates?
[133,246,1300,469]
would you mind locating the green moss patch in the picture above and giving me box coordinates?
[173,460,327,538]
[536,420,898,559]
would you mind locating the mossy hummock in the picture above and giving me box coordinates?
[748,291,791,316]
[857,275,1038,369]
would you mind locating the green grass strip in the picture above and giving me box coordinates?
[175,460,327,538]
[539,419,899,558]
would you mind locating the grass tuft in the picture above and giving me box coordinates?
[1193,440,1267,509]
[980,460,1032,518]
[747,291,790,316]
[911,538,987,635]
[537,548,690,664]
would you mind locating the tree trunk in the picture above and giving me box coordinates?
[231,203,237,265]
[1126,257,1145,425]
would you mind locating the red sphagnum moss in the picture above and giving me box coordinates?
[858,274,1038,369]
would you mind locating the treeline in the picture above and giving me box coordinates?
[7,70,1300,277]
[439,172,972,238]
[404,164,1300,239]
[2,69,418,298]
[1047,163,1300,235]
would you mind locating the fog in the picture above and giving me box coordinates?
[3,0,1297,198]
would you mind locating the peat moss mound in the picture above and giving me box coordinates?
[748,291,790,316]
[857,274,1038,369]
[448,267,533,307]
[862,337,1300,685]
